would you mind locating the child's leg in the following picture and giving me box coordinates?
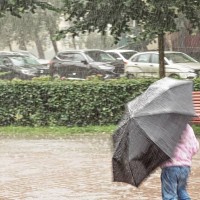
[161,167,179,200]
[177,166,191,200]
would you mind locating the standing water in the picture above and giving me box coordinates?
[0,135,199,200]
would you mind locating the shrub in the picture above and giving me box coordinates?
[0,77,199,126]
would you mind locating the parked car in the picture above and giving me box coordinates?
[125,51,200,79]
[0,52,49,80]
[49,49,124,80]
[15,50,50,67]
[106,49,138,63]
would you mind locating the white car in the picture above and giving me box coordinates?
[125,51,200,79]
[106,49,137,63]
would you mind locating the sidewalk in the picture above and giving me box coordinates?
[0,136,199,200]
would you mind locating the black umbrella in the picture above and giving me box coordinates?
[112,77,196,187]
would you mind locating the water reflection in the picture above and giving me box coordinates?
[0,135,199,199]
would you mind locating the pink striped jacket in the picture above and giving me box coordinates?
[161,124,199,168]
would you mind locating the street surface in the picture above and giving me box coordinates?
[0,135,199,200]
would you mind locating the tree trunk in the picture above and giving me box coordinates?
[8,41,12,51]
[51,38,58,54]
[101,34,107,49]
[72,37,76,49]
[34,32,45,59]
[49,29,59,54]
[158,33,165,78]
[18,39,27,50]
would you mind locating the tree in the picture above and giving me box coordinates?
[0,0,60,57]
[42,8,60,54]
[59,0,200,78]
[0,10,53,58]
[0,14,15,50]
[0,0,54,17]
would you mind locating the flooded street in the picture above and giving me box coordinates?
[0,135,199,200]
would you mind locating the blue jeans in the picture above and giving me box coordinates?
[161,166,191,200]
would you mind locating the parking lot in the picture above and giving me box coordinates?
[0,135,199,200]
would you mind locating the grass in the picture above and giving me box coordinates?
[0,124,199,139]
[0,125,117,139]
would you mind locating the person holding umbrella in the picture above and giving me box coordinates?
[112,78,198,188]
[160,123,199,200]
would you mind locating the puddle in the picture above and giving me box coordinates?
[0,136,199,199]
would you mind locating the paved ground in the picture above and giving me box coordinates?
[0,135,199,200]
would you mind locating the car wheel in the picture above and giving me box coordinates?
[169,74,180,79]
[127,73,135,79]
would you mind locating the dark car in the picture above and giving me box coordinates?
[49,49,124,80]
[0,52,49,80]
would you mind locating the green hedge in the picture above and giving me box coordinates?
[0,77,200,126]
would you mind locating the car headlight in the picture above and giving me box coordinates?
[98,65,114,71]
[21,70,35,75]
[185,72,197,79]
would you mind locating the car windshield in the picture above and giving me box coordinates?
[85,51,116,62]
[121,52,137,59]
[165,53,197,63]
[10,56,40,67]
[24,56,40,65]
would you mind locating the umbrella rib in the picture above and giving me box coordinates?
[134,111,195,118]
[126,136,137,186]
[114,121,129,150]
[133,118,152,143]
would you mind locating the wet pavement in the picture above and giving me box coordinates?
[0,135,199,200]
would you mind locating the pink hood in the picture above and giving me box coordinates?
[161,124,199,168]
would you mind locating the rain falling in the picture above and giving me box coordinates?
[0,0,199,199]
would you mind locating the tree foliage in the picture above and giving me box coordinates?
[0,0,55,17]
[61,0,200,39]
[60,0,200,78]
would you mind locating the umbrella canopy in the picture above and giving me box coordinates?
[112,77,196,187]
